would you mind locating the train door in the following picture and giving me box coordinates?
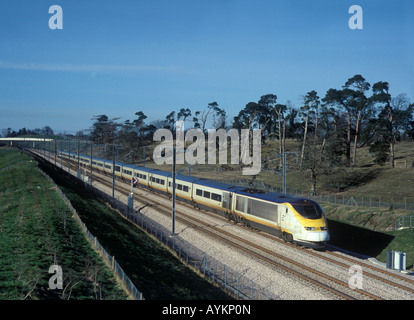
[278,205,289,227]
[222,192,231,210]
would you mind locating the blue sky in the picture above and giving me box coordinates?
[0,0,413,134]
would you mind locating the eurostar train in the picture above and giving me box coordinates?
[58,151,330,249]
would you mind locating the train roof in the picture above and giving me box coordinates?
[175,174,204,183]
[148,168,171,177]
[235,189,316,205]
[194,179,245,192]
[133,165,155,173]
[121,163,139,169]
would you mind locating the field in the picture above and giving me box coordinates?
[0,148,127,299]
[40,161,232,300]
[1,147,232,300]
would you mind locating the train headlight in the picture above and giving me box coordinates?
[305,227,316,231]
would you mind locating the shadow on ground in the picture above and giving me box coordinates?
[327,219,394,257]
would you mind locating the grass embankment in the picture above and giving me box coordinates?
[323,203,414,268]
[0,148,127,299]
[37,155,232,300]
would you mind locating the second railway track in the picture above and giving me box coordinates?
[33,150,414,300]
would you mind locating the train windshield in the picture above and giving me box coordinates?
[292,203,323,219]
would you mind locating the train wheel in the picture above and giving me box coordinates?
[241,218,250,228]
[282,232,293,243]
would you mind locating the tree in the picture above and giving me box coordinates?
[133,111,148,146]
[233,102,259,131]
[285,103,300,140]
[391,94,414,141]
[300,137,344,196]
[118,120,136,148]
[344,74,371,166]
[371,85,413,167]
[300,91,319,168]
[90,115,119,144]
[177,108,192,122]
[371,82,394,167]
[322,87,358,166]
[43,126,54,136]
[195,102,225,133]
[165,111,176,131]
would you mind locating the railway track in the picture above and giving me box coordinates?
[31,149,414,300]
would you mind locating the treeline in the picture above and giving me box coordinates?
[2,126,54,137]
[89,75,414,170]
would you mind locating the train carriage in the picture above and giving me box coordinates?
[132,166,152,188]
[120,163,136,181]
[51,150,330,249]
[148,169,169,193]
[191,180,244,216]
[166,174,200,203]
[232,189,329,248]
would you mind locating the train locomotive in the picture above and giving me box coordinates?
[57,151,330,249]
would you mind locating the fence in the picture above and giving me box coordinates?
[37,168,144,300]
[394,216,414,231]
[219,179,414,212]
[84,181,279,300]
[34,152,279,300]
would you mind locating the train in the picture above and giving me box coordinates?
[56,150,330,249]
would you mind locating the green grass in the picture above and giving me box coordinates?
[375,229,414,268]
[323,203,414,267]
[0,148,127,300]
[38,157,233,300]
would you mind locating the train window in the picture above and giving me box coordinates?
[143,175,146,180]
[236,196,252,213]
[183,186,189,192]
[246,198,252,214]
[203,191,210,199]
[211,193,222,202]
[177,184,182,190]
[156,178,160,184]
[292,203,323,220]
[115,166,120,172]
[92,161,96,165]
[251,200,277,221]
[236,196,245,212]
[161,180,165,185]
[196,189,202,196]
[169,182,171,187]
